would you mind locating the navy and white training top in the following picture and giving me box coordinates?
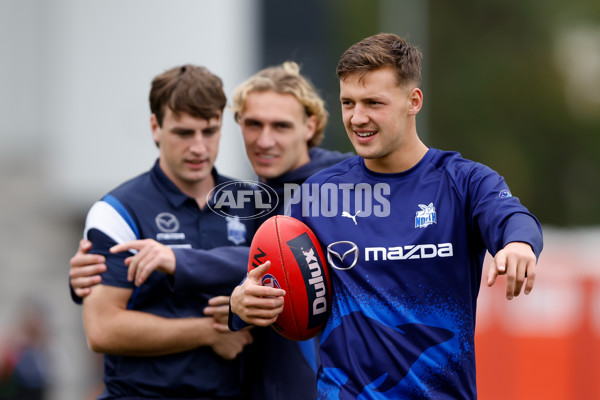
[84,160,258,399]
[289,148,543,399]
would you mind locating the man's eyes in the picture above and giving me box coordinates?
[273,122,292,130]
[172,130,194,136]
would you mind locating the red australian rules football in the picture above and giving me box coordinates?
[248,215,332,341]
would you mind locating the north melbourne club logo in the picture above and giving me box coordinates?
[226,216,247,245]
[415,203,437,228]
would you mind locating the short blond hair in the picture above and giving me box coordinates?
[232,61,328,148]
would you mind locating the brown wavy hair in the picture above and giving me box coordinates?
[337,33,422,87]
[149,64,226,127]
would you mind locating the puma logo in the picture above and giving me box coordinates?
[342,210,360,225]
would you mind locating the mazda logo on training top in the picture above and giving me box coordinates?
[327,241,359,271]
[155,212,180,232]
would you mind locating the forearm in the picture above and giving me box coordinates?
[83,305,216,356]
[172,246,249,294]
[82,285,219,357]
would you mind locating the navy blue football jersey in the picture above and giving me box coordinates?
[289,149,543,399]
[84,160,258,399]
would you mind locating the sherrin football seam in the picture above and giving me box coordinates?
[275,216,300,339]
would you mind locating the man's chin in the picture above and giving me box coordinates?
[184,168,213,183]
[253,165,282,181]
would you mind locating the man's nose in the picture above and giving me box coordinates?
[256,127,276,148]
[350,105,369,125]
[190,133,207,154]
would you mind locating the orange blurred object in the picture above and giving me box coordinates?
[476,232,600,399]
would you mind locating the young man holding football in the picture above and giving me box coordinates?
[70,61,351,399]
[230,33,543,399]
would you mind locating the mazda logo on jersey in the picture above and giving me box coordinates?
[327,241,359,271]
[155,212,180,232]
[327,241,454,270]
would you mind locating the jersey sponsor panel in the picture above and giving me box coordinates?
[326,241,453,270]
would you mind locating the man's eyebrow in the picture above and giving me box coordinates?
[171,126,194,133]
[203,124,220,133]
[272,120,293,127]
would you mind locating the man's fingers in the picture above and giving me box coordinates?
[110,240,145,254]
[213,322,231,333]
[230,261,286,325]
[240,292,285,311]
[494,250,507,274]
[74,287,92,298]
[135,256,158,286]
[504,263,517,300]
[247,261,286,296]
[523,263,536,295]
[69,263,106,279]
[78,238,93,252]
[245,305,284,320]
[248,260,272,281]
[71,275,102,287]
[487,250,507,288]
[208,296,230,307]
[70,253,105,269]
[129,255,151,286]
[247,284,286,299]
[486,259,499,287]
[512,259,528,298]
[204,305,230,316]
[126,245,151,283]
[489,242,538,300]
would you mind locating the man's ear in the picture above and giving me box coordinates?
[304,114,318,142]
[150,114,160,146]
[408,88,423,115]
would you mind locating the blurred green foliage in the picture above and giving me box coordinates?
[427,1,600,226]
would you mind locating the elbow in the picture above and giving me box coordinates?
[85,328,110,353]
[83,315,117,353]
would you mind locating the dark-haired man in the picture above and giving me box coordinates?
[78,65,255,399]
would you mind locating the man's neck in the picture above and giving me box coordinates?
[187,175,216,209]
[159,164,216,209]
[364,139,428,174]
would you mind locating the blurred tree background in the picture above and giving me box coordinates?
[260,0,600,227]
[428,0,600,227]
